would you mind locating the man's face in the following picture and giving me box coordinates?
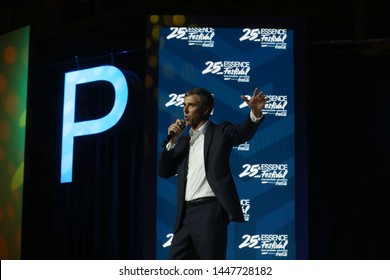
[183,94,209,130]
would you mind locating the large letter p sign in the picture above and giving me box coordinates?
[61,66,128,183]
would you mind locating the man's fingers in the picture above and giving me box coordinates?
[241,95,249,102]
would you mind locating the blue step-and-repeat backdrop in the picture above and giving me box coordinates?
[155,24,300,260]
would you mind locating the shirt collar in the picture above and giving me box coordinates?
[189,120,209,138]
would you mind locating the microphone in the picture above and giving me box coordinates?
[161,120,185,147]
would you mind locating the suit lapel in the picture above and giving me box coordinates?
[204,121,216,164]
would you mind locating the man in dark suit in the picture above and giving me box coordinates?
[158,87,268,259]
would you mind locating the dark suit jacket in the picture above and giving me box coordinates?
[158,114,264,233]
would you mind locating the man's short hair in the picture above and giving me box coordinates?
[185,88,214,116]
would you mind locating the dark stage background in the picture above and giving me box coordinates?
[1,0,389,260]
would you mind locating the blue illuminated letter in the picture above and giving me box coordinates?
[61,65,128,183]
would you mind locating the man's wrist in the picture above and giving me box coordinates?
[254,111,262,118]
[250,110,263,122]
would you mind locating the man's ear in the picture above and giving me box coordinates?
[203,106,211,116]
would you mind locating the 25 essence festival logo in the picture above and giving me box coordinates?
[240,199,251,221]
[166,27,215,47]
[239,94,288,116]
[239,163,288,186]
[238,234,289,257]
[239,28,288,49]
[202,61,251,82]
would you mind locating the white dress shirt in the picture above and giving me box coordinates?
[185,121,215,201]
